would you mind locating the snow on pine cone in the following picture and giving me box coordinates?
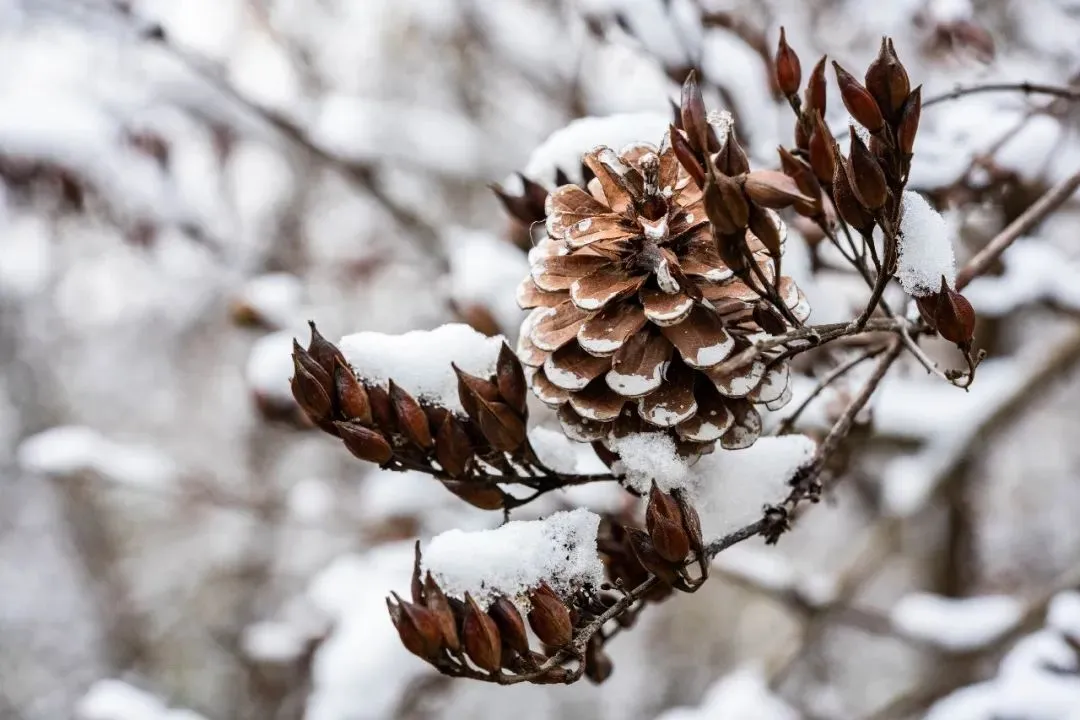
[515,134,810,456]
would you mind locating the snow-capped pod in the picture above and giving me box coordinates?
[527,582,573,648]
[488,596,530,655]
[389,380,433,449]
[463,593,502,672]
[365,382,397,434]
[714,125,750,176]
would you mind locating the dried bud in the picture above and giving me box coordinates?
[747,204,783,258]
[703,170,749,234]
[388,380,433,449]
[389,593,444,659]
[435,414,472,478]
[291,354,333,422]
[366,382,397,433]
[453,364,501,418]
[488,596,530,654]
[411,541,425,603]
[714,126,750,176]
[307,321,346,378]
[865,37,910,119]
[896,86,922,156]
[832,152,876,236]
[804,56,828,115]
[833,61,884,133]
[674,491,705,554]
[335,421,393,464]
[808,112,835,184]
[847,127,888,210]
[527,582,573,648]
[921,277,976,345]
[492,173,548,225]
[496,343,528,416]
[424,573,460,653]
[626,527,682,587]
[463,593,502,672]
[584,636,614,684]
[646,484,690,563]
[680,70,710,153]
[777,146,822,216]
[334,359,372,424]
[441,480,506,510]
[775,27,802,97]
[742,170,814,209]
[669,126,706,188]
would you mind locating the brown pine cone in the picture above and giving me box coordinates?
[516,135,809,455]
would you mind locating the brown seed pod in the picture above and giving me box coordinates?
[897,86,922,156]
[742,170,814,210]
[496,342,528,416]
[389,380,434,449]
[804,55,828,116]
[435,414,472,478]
[527,582,573,648]
[680,70,711,154]
[646,484,690,563]
[775,27,802,97]
[306,321,347,378]
[488,596,530,654]
[335,421,393,464]
[334,359,372,424]
[833,61,884,133]
[808,112,836,184]
[424,573,461,653]
[847,127,888,210]
[864,37,910,120]
[462,593,502,672]
[388,593,444,660]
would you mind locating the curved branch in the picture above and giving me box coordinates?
[924,82,1080,108]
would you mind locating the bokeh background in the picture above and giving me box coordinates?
[4,0,1080,718]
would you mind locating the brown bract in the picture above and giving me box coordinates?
[516,133,807,455]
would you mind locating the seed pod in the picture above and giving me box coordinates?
[488,596,530,654]
[833,61,884,133]
[864,37,910,120]
[774,27,802,97]
[441,480,506,510]
[896,86,922,156]
[584,636,614,684]
[527,583,573,648]
[291,355,333,422]
[626,527,682,587]
[832,151,876,236]
[422,573,460,653]
[366,382,397,433]
[646,484,690,563]
[928,277,976,345]
[334,359,372,424]
[805,55,828,115]
[742,170,813,209]
[335,421,393,464]
[808,112,835,184]
[776,146,822,216]
[704,170,749,234]
[492,173,548,225]
[496,343,528,416]
[388,593,444,660]
[306,321,347,378]
[389,380,433,449]
[670,125,706,187]
[435,414,472,478]
[680,70,710,154]
[747,204,783,258]
[847,127,888,210]
[462,593,502,672]
[453,364,501,419]
[714,126,750,176]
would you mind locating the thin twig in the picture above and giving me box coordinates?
[775,346,886,435]
[924,81,1080,108]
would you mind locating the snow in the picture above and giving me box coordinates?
[287,477,336,523]
[234,273,303,329]
[609,432,692,493]
[18,425,177,490]
[896,191,958,296]
[421,508,604,607]
[339,323,505,415]
[445,228,528,334]
[522,113,670,186]
[1047,591,1080,640]
[713,545,839,608]
[76,679,208,720]
[655,665,799,720]
[241,620,308,664]
[245,329,301,403]
[528,426,610,476]
[963,239,1080,317]
[890,593,1023,652]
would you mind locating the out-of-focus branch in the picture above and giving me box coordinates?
[924,81,1080,108]
[776,346,886,435]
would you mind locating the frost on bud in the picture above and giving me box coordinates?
[335,421,393,464]
[424,573,461,653]
[488,596,530,654]
[917,276,976,345]
[646,484,690,563]
[742,170,814,210]
[463,593,502,672]
[496,342,528,416]
[334,359,372,425]
[389,380,434,449]
[897,86,922,156]
[680,70,711,154]
[704,170,749,234]
[389,592,444,660]
[805,56,828,115]
[865,37,910,119]
[435,414,472,478]
[847,127,888,210]
[808,112,835,184]
[527,582,573,648]
[833,61,884,133]
[832,152,876,236]
[775,27,802,97]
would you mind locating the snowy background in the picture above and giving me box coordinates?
[4,0,1080,718]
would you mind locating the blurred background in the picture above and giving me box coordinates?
[3,0,1080,718]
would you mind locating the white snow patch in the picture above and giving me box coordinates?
[1047,590,1080,640]
[19,426,177,490]
[421,508,604,606]
[235,273,303,329]
[76,679,208,720]
[656,664,799,720]
[609,432,692,493]
[245,329,300,403]
[964,239,1080,317]
[891,593,1023,652]
[896,191,957,296]
[446,228,527,333]
[339,323,505,415]
[241,620,308,663]
[523,113,670,186]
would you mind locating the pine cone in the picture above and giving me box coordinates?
[516,136,809,455]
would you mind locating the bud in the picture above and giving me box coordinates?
[488,596,530,654]
[462,593,502,672]
[776,146,822,216]
[453,364,502,418]
[441,480,507,510]
[703,170,749,235]
[847,127,888,210]
[896,86,922,156]
[335,421,393,464]
[833,61,884,133]
[306,321,347,378]
[388,380,433,449]
[864,37,910,120]
[808,112,835,184]
[747,204,783,259]
[714,126,750,176]
[832,151,876,236]
[496,343,528,416]
[674,491,705,554]
[423,573,460,653]
[388,593,444,659]
[646,484,690,563]
[804,56,828,115]
[669,126,706,187]
[291,351,333,422]
[492,173,548,225]
[527,582,573,648]
[742,170,813,209]
[920,277,976,345]
[435,414,472,478]
[334,359,372,424]
[625,527,682,587]
[366,382,397,433]
[774,27,802,97]
[680,70,710,154]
